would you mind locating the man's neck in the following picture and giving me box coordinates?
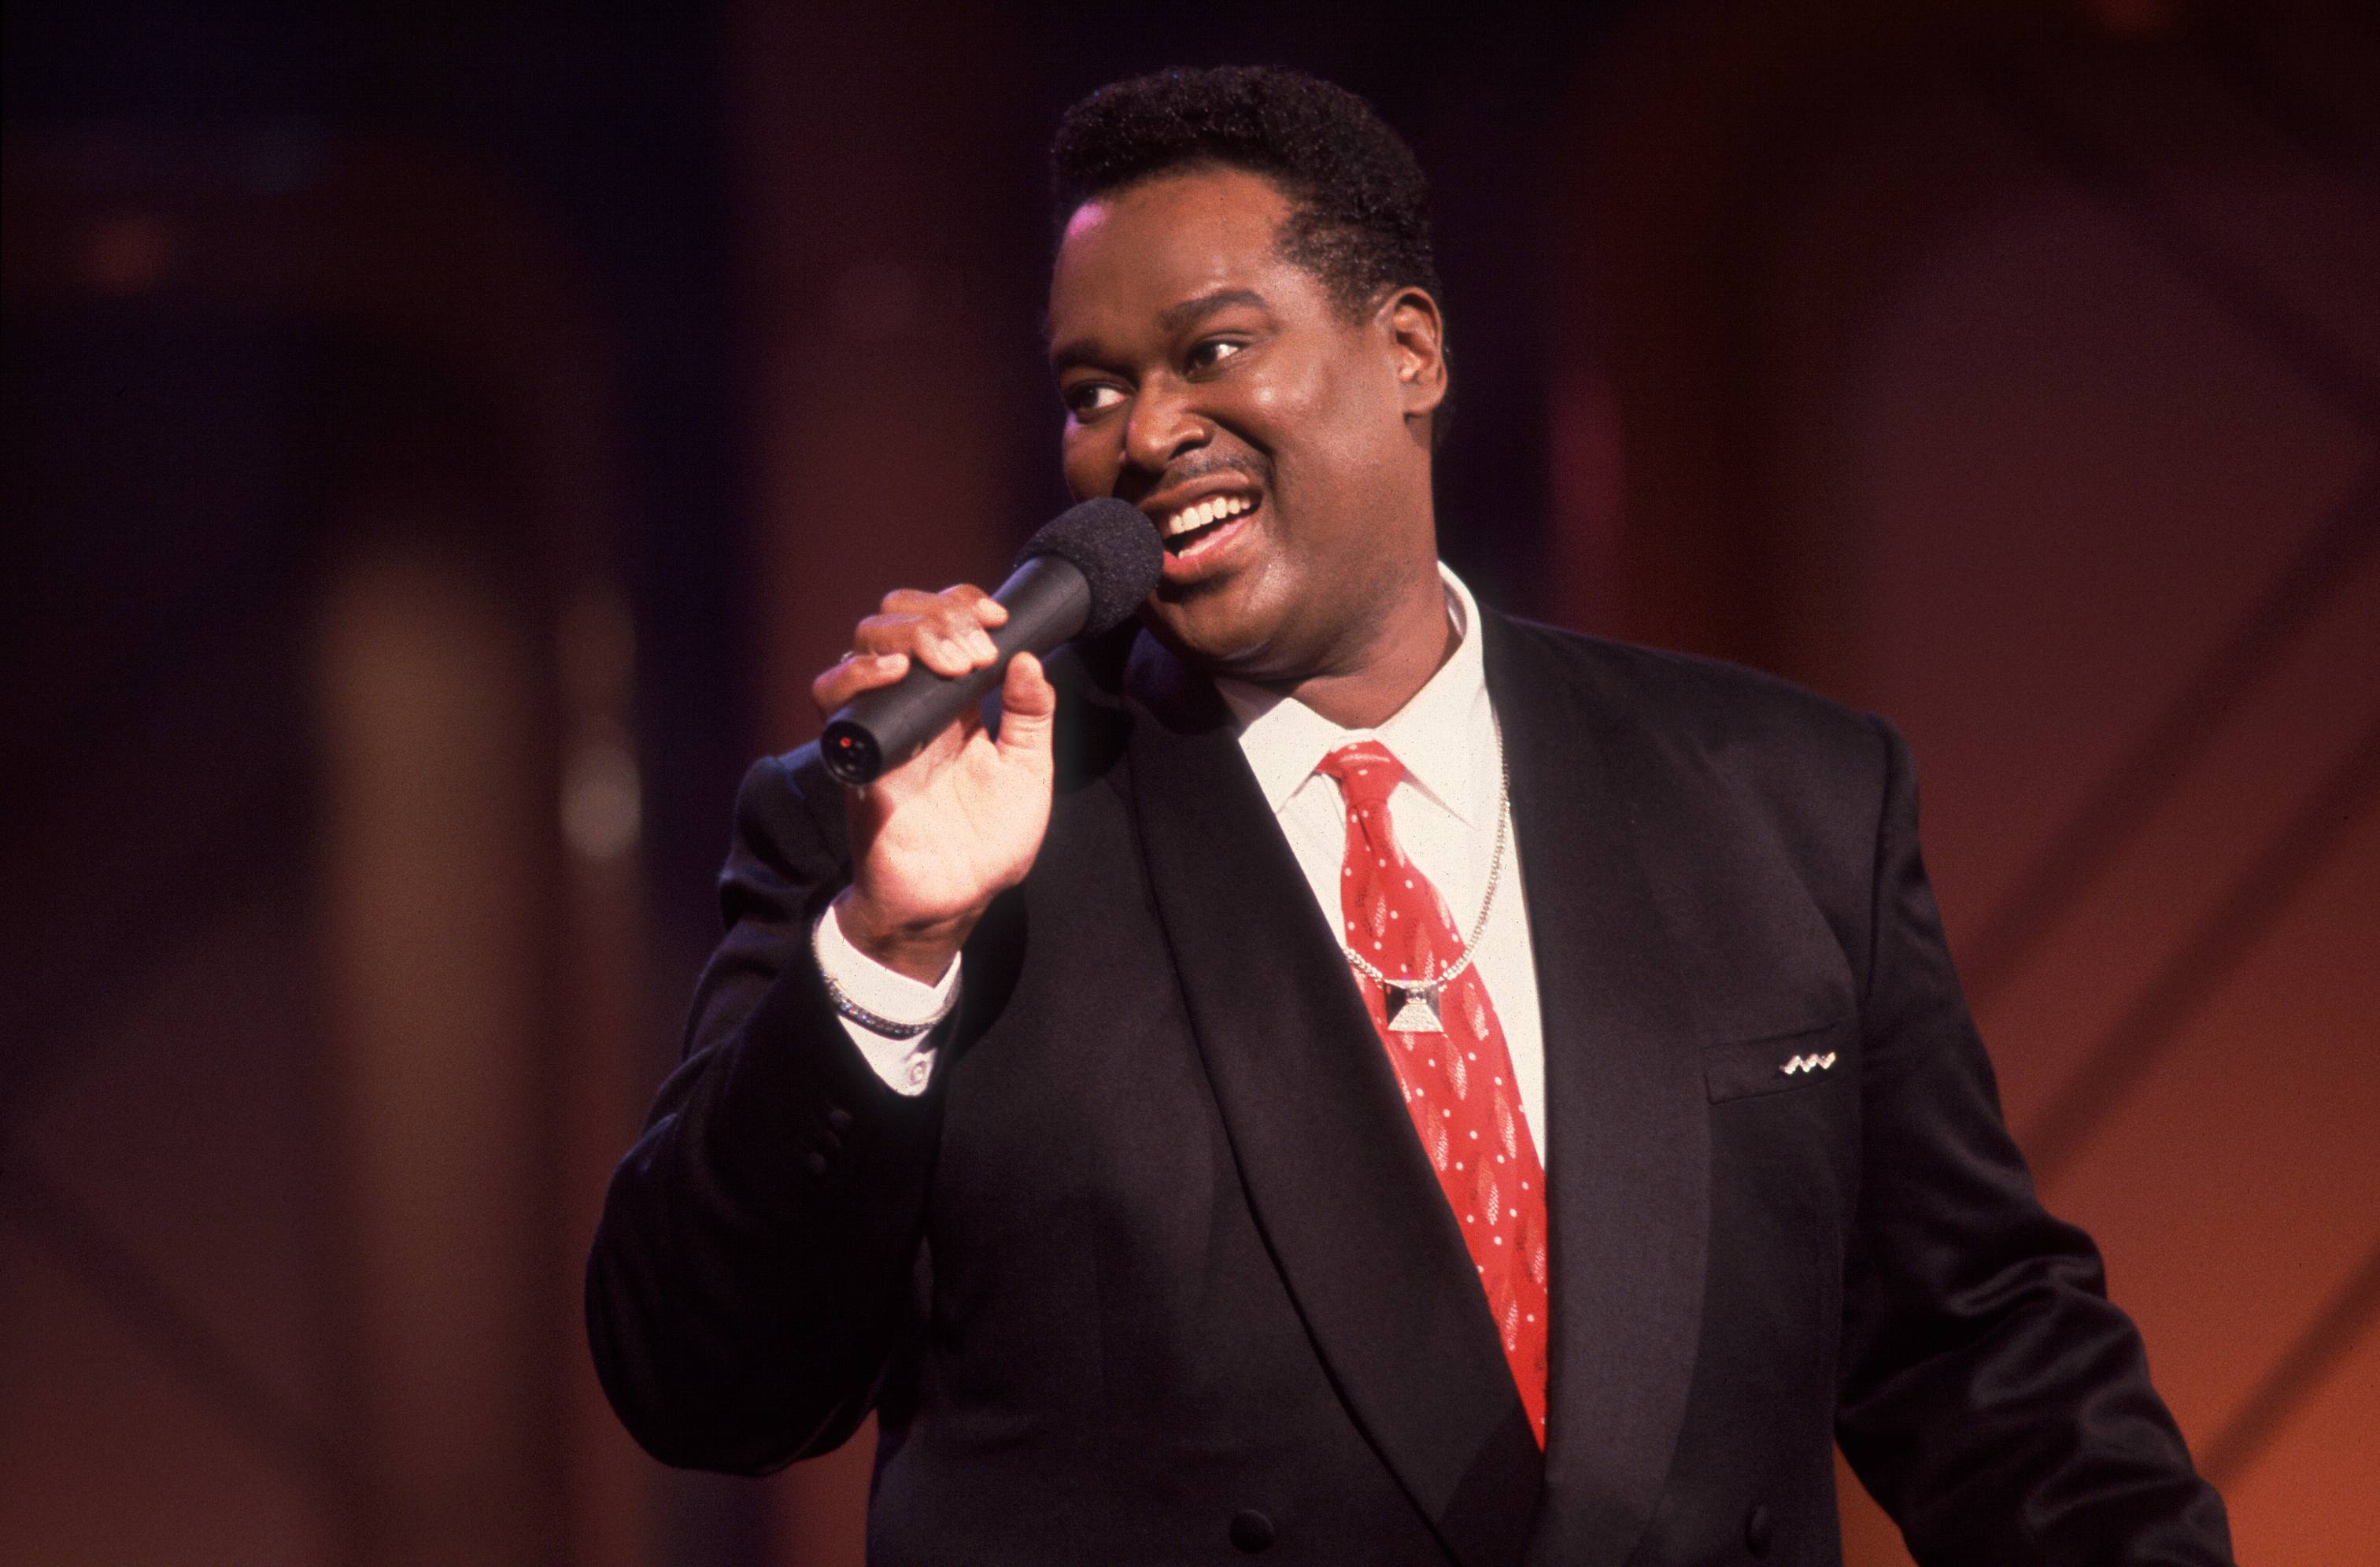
[1275,565,1462,730]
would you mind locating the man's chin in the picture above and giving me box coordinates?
[1139,591,1283,680]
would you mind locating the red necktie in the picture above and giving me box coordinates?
[1317,741,1550,1446]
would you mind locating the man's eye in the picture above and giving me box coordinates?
[1066,383,1126,417]
[1187,338,1247,373]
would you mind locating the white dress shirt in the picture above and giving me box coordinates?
[817,565,1547,1149]
[814,886,956,1096]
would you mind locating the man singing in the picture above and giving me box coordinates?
[588,66,2232,1565]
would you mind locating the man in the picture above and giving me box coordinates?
[588,67,2232,1565]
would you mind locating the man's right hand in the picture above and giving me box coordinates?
[809,585,1058,985]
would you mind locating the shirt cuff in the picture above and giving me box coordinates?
[815,900,956,1096]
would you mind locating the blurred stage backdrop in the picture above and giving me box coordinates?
[4,2,2375,1563]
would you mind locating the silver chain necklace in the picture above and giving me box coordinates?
[1339,714,1510,1034]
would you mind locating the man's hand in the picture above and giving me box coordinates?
[810,585,1057,984]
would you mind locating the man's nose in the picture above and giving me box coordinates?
[1122,379,1207,476]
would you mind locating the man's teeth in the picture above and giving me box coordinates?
[1162,493,1255,538]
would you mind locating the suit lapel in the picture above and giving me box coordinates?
[1122,635,1543,1567]
[1481,614,1709,1567]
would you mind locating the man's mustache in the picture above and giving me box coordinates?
[1124,451,1273,500]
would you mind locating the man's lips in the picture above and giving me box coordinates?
[1141,478,1261,536]
[1134,470,1268,585]
[1153,493,1262,585]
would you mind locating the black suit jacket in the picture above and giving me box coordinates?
[588,609,2231,1565]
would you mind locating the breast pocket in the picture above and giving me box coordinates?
[1702,1019,1852,1103]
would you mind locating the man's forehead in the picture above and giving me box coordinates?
[1063,162,1290,235]
[1048,171,1299,341]
[1058,174,1284,270]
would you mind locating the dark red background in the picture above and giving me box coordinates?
[5,4,2374,1563]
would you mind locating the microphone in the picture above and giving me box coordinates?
[820,497,1163,786]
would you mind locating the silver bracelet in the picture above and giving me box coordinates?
[811,907,959,1040]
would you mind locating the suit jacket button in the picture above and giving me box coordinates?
[1744,1502,1774,1557]
[1229,1509,1274,1553]
[804,1150,829,1177]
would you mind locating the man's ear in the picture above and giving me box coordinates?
[1380,286,1448,425]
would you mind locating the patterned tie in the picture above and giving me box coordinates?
[1316,741,1550,1446]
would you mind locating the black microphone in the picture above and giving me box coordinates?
[820,497,1162,786]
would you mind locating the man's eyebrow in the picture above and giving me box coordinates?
[1158,287,1269,331]
[1047,289,1272,375]
[1048,333,1101,375]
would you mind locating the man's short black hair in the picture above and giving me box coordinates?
[1051,65,1443,323]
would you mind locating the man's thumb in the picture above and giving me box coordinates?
[995,652,1057,762]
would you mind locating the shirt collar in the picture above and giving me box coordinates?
[1214,564,1493,826]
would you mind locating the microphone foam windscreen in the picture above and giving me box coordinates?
[1015,497,1165,636]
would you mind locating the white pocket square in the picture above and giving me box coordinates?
[1779,1051,1838,1077]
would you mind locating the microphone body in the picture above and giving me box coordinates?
[819,497,1159,786]
[821,556,1088,785]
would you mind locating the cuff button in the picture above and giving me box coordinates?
[1229,1509,1273,1554]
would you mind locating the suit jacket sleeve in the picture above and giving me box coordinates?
[1834,719,2233,1564]
[585,751,939,1473]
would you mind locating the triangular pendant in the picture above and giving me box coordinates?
[1384,982,1443,1033]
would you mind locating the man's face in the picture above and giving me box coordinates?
[1048,166,1442,682]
